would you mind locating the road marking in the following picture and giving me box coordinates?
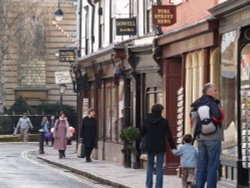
[21,149,109,188]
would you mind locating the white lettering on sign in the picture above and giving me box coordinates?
[55,71,72,84]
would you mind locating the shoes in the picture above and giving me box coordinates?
[86,158,92,162]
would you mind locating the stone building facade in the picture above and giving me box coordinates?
[0,0,77,112]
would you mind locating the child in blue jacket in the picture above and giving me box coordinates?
[172,134,198,188]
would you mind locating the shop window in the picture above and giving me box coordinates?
[210,48,220,93]
[102,80,123,143]
[98,87,104,139]
[146,87,162,114]
[240,36,250,167]
[184,50,204,134]
[220,30,237,157]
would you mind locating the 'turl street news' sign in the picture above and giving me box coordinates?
[152,5,176,26]
[55,71,72,84]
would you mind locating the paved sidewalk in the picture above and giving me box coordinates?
[36,143,182,188]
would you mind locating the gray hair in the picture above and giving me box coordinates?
[88,108,95,114]
[202,83,215,95]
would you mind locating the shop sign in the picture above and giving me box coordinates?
[116,18,136,35]
[152,5,176,26]
[59,49,76,62]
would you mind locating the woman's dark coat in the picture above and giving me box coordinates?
[81,116,97,148]
[141,113,176,153]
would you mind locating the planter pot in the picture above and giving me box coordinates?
[123,149,132,168]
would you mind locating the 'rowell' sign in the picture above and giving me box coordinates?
[152,5,176,26]
[116,18,136,36]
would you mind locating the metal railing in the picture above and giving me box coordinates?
[0,114,77,135]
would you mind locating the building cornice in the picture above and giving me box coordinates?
[157,17,218,46]
[209,0,250,17]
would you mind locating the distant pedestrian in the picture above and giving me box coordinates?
[172,134,198,188]
[49,115,56,146]
[53,111,71,159]
[81,108,97,162]
[141,104,176,188]
[40,117,50,145]
[16,112,33,143]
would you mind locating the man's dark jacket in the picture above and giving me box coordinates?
[141,113,176,153]
[191,95,223,140]
[81,116,97,148]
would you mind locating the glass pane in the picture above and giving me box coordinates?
[111,86,118,142]
[220,30,237,158]
[240,43,250,168]
[105,82,111,141]
[118,80,125,143]
[98,88,104,139]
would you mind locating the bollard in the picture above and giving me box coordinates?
[38,129,45,154]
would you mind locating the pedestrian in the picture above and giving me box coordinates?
[172,134,198,188]
[49,115,56,146]
[140,104,176,188]
[16,112,33,143]
[40,116,50,145]
[81,108,97,162]
[191,83,224,188]
[53,111,71,159]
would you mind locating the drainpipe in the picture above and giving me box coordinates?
[78,0,82,57]
[87,0,95,53]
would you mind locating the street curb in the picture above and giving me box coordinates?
[37,157,131,188]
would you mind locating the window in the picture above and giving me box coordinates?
[102,79,124,143]
[220,30,237,157]
[146,87,162,114]
[170,0,183,5]
[84,6,89,55]
[145,0,152,33]
[184,50,205,134]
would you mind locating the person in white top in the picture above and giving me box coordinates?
[16,112,33,143]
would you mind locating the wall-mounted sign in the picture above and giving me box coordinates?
[59,49,76,62]
[152,5,176,26]
[55,71,72,84]
[116,18,136,36]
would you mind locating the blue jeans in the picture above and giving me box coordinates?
[146,152,165,188]
[196,140,221,188]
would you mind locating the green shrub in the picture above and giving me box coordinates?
[0,134,40,142]
[6,96,35,114]
[120,126,140,145]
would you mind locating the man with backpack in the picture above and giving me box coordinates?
[191,83,224,188]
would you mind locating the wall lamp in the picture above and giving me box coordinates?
[55,0,64,21]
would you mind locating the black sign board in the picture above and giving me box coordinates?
[116,18,136,36]
[59,49,76,62]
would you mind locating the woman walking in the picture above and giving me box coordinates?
[53,111,71,159]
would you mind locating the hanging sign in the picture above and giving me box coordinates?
[152,5,176,26]
[59,49,76,62]
[116,18,137,36]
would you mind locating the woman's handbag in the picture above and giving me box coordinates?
[13,127,18,135]
[77,138,86,158]
[139,137,146,153]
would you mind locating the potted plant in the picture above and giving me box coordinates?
[120,126,140,168]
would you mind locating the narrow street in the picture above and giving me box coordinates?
[0,143,112,188]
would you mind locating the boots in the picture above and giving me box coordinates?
[62,150,66,158]
[58,150,64,159]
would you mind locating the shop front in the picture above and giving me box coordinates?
[73,44,131,164]
[156,18,219,174]
[210,1,250,187]
[127,37,163,168]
